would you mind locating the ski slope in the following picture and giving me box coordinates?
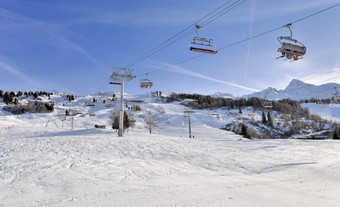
[1,94,340,206]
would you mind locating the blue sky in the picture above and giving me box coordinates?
[0,0,339,96]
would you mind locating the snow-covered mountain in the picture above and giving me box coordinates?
[243,87,280,100]
[245,79,340,100]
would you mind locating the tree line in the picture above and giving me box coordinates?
[0,90,54,114]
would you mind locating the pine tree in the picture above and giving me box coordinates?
[262,111,267,124]
[123,111,130,129]
[45,103,54,111]
[333,126,340,140]
[240,123,250,138]
[111,111,130,130]
[267,112,273,127]
[112,115,119,129]
[3,92,10,104]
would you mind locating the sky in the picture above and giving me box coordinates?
[0,0,339,96]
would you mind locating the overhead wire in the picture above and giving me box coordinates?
[102,2,340,99]
[123,0,247,69]
[200,0,248,27]
[96,0,249,93]
[137,2,340,77]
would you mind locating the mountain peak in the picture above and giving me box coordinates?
[287,79,305,87]
[284,79,313,92]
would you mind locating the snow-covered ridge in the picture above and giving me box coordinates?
[243,79,340,100]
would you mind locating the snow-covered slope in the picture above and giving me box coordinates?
[1,93,340,206]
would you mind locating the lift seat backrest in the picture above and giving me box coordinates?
[190,47,217,54]
[280,42,306,56]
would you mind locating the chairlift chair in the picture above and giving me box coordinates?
[264,101,273,109]
[331,96,340,103]
[189,25,217,55]
[263,91,273,109]
[331,87,340,103]
[140,73,153,89]
[277,24,306,61]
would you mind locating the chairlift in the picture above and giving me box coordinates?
[140,73,153,88]
[277,24,306,62]
[331,87,340,103]
[189,25,217,54]
[263,91,273,109]
[264,101,273,109]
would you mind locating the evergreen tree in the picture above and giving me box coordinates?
[261,111,267,124]
[45,103,54,111]
[240,123,250,138]
[17,91,23,97]
[238,107,242,114]
[65,109,69,116]
[333,126,340,140]
[112,111,130,130]
[112,115,119,129]
[123,111,130,129]
[267,112,273,127]
[14,98,19,105]
[33,91,39,99]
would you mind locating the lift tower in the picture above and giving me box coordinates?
[110,67,135,137]
[184,110,195,138]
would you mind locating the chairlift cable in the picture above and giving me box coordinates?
[137,2,340,77]
[123,0,242,68]
[126,29,196,70]
[290,2,340,25]
[200,0,248,28]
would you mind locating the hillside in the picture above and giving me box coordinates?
[1,92,340,206]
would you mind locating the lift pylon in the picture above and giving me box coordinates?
[110,67,136,137]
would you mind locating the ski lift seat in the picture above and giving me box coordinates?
[279,42,306,56]
[188,24,217,55]
[190,47,217,54]
[332,96,340,103]
[140,79,153,88]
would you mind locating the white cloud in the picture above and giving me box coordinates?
[0,7,105,69]
[0,60,42,88]
[303,67,340,85]
[163,63,259,92]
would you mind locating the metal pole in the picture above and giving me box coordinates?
[118,78,125,137]
[184,110,194,138]
[188,113,192,138]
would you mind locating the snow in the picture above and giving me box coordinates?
[303,102,340,122]
[1,94,340,206]
[246,79,340,100]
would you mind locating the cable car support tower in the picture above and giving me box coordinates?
[110,67,136,137]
